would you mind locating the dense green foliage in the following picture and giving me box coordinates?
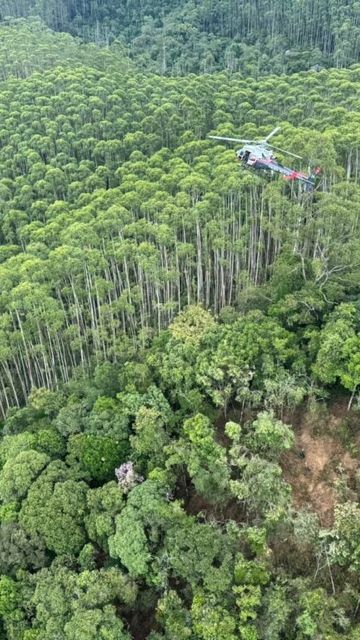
[0,28,358,414]
[0,18,132,80]
[1,304,360,639]
[2,0,360,73]
[1,10,360,640]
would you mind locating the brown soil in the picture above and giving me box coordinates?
[121,397,360,640]
[214,397,360,527]
[281,397,359,526]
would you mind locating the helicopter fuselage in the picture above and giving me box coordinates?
[236,145,317,191]
[208,128,319,191]
[236,143,273,162]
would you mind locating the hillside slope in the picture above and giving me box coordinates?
[0,53,359,411]
[1,0,360,73]
[0,17,132,80]
[0,14,360,640]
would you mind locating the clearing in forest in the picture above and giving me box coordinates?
[281,397,359,526]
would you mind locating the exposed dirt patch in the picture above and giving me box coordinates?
[186,397,359,530]
[281,398,359,526]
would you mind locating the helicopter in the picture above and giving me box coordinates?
[209,127,320,191]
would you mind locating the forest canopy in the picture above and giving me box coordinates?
[1,0,360,73]
[0,33,357,411]
[0,9,360,640]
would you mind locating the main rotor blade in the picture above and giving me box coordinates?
[268,144,302,159]
[264,126,281,142]
[208,135,252,143]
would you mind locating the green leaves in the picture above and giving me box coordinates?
[194,313,302,412]
[169,306,215,346]
[247,412,295,460]
[226,414,292,524]
[109,479,184,582]
[0,53,356,416]
[191,591,237,640]
[0,450,49,503]
[85,482,124,551]
[30,566,135,639]
[0,19,360,640]
[164,520,235,593]
[19,461,89,555]
[328,502,360,571]
[230,457,291,524]
[0,575,19,618]
[166,413,230,502]
[313,303,360,403]
[130,406,169,472]
[0,523,47,576]
[63,606,131,640]
[109,510,151,578]
[156,591,192,639]
[67,434,126,482]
